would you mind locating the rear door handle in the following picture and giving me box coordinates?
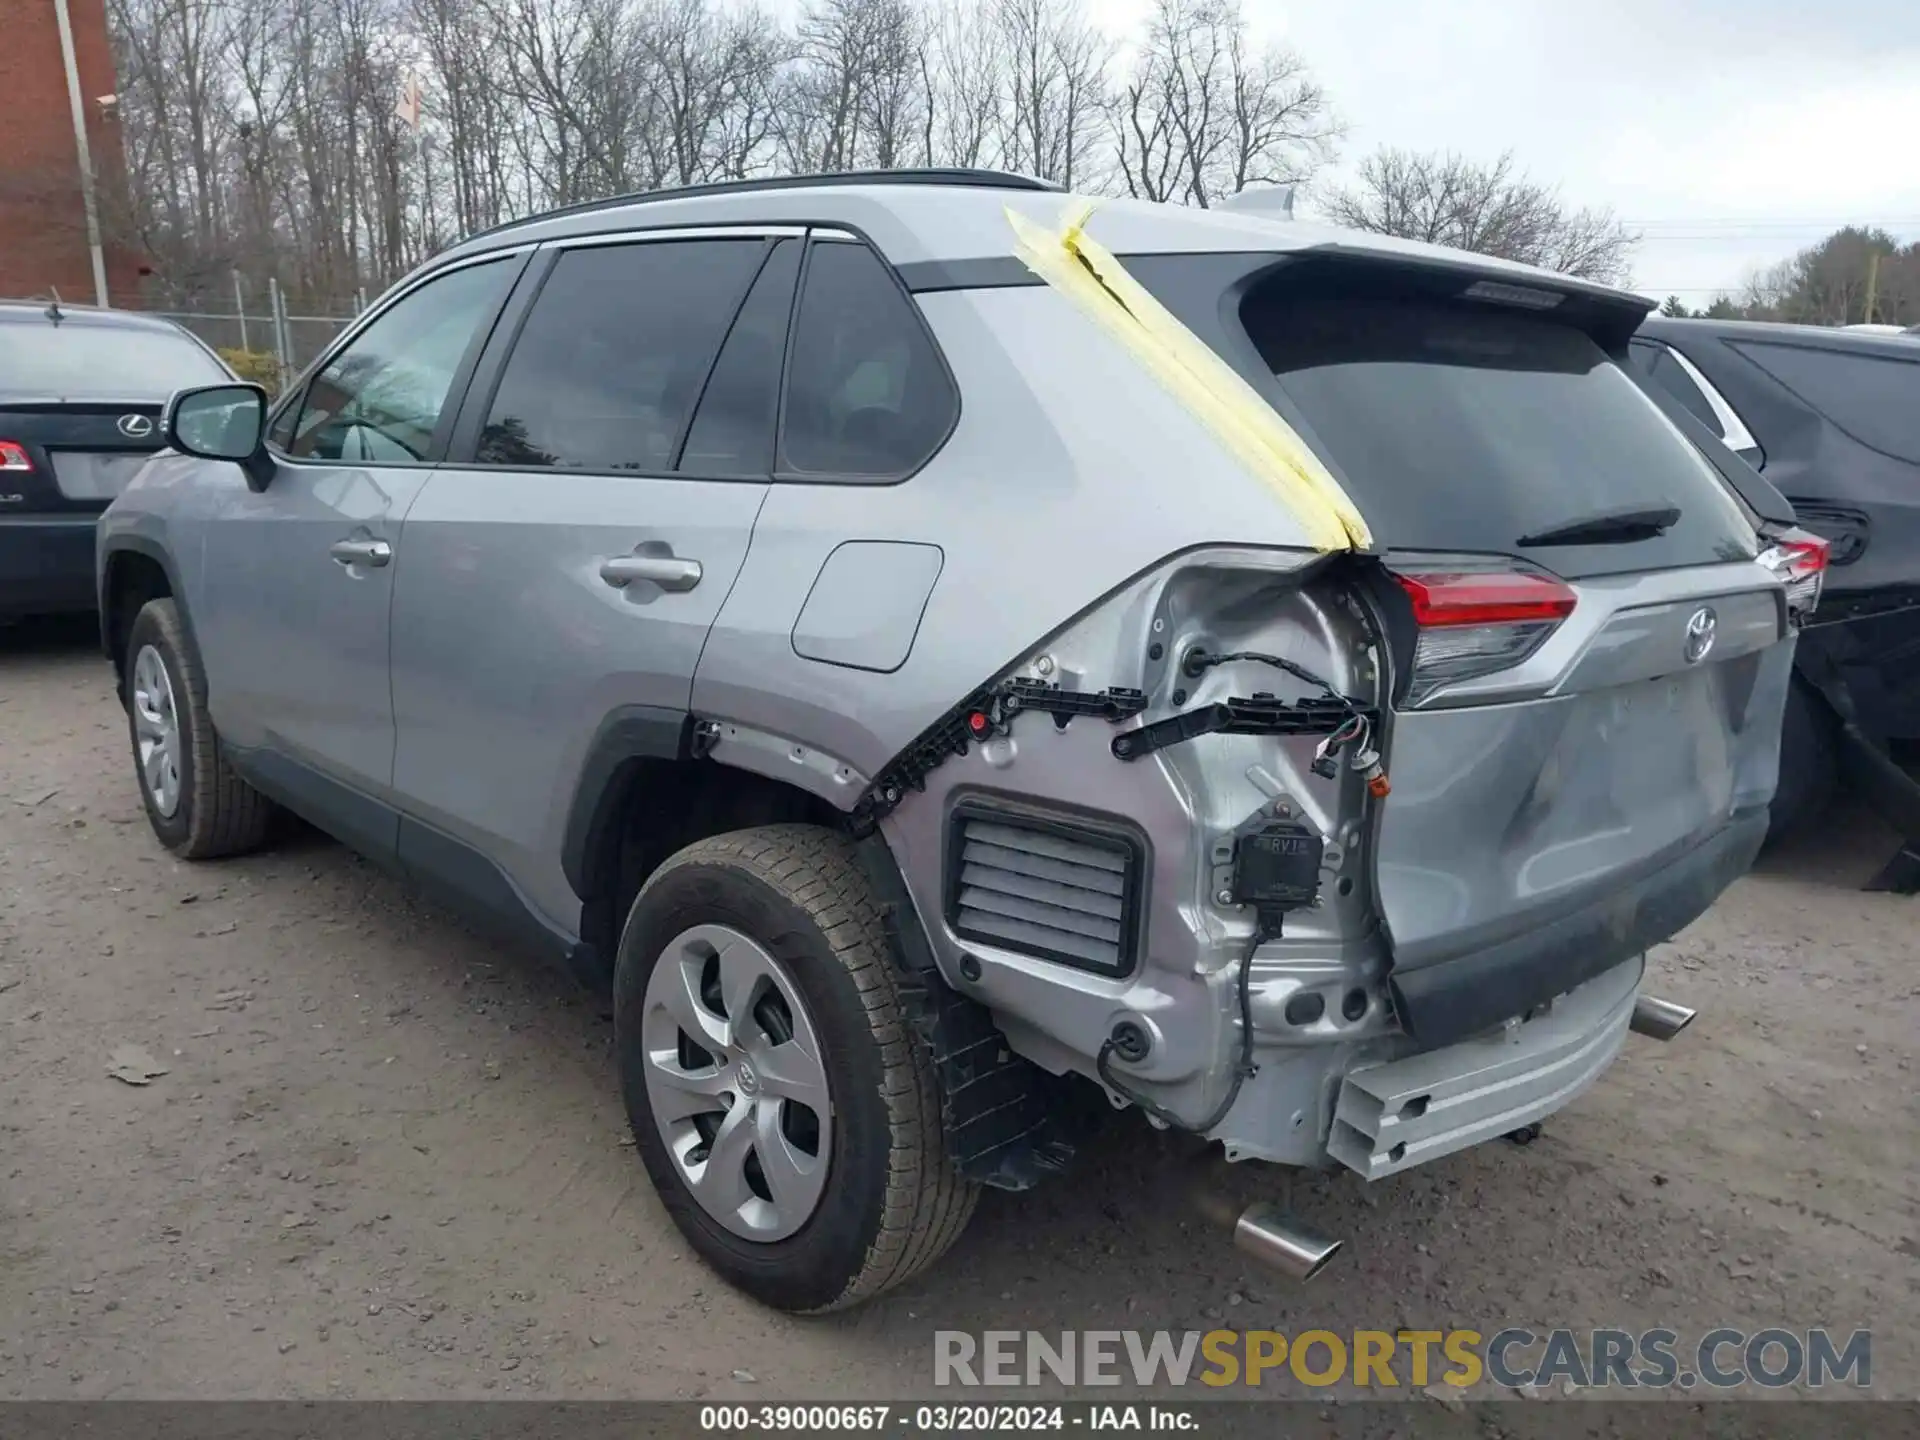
[599,554,702,592]
[330,538,392,568]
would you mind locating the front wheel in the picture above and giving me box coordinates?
[124,598,275,858]
[613,826,977,1312]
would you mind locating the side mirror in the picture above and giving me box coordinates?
[165,382,275,492]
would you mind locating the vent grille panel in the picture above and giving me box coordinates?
[950,815,1139,975]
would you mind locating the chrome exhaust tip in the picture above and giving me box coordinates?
[1233,1202,1343,1281]
[1630,994,1696,1042]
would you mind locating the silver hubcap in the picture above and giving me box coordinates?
[641,925,833,1241]
[131,644,182,819]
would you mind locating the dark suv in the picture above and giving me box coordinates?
[1633,318,1920,869]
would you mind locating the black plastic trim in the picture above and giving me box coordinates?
[1389,809,1768,1047]
[97,536,191,673]
[225,744,585,974]
[943,795,1147,981]
[853,831,1083,1191]
[225,745,401,867]
[397,815,578,966]
[560,705,695,901]
[895,257,1045,293]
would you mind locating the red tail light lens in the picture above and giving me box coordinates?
[1758,530,1828,621]
[0,439,32,471]
[1393,570,1578,627]
[1391,568,1578,704]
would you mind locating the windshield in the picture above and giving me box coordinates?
[0,319,228,396]
[1237,281,1760,578]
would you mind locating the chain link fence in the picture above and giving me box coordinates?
[152,279,365,393]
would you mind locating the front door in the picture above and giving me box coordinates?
[196,255,520,857]
[390,231,798,930]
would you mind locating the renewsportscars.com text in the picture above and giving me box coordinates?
[933,1327,1871,1391]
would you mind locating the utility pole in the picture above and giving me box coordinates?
[1865,252,1880,326]
[53,0,110,307]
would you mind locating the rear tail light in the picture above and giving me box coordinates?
[1391,568,1578,705]
[1758,529,1828,623]
[0,440,31,471]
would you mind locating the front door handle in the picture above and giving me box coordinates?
[599,554,702,592]
[330,538,392,568]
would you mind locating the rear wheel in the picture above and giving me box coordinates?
[614,825,977,1312]
[1768,678,1838,846]
[125,598,275,858]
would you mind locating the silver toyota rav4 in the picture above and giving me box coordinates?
[97,169,1813,1314]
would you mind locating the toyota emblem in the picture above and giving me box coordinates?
[117,413,154,438]
[1684,606,1717,665]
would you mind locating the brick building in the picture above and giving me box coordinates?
[0,0,142,304]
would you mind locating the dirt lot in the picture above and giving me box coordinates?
[2,616,1917,1402]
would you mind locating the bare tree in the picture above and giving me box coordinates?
[1319,148,1637,283]
[89,0,1345,325]
[776,0,922,173]
[996,0,1109,188]
[915,0,1003,169]
[1111,0,1336,207]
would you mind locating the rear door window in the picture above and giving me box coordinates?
[479,238,765,472]
[1729,341,1920,465]
[1239,281,1758,577]
[779,239,957,479]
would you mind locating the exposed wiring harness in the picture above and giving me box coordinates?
[1094,920,1276,1136]
[1181,647,1357,714]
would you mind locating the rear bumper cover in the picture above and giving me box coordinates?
[0,516,98,617]
[1330,953,1640,1180]
[1388,808,1766,1048]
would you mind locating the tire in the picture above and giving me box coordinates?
[125,598,275,859]
[613,825,977,1312]
[1768,678,1838,847]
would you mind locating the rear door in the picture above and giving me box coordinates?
[388,228,796,932]
[1219,259,1796,1041]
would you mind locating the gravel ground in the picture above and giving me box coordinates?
[3,616,1916,1402]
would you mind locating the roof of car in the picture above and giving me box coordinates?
[0,300,195,337]
[435,168,1648,315]
[1639,314,1920,358]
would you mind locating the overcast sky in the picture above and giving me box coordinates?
[1098,0,1920,301]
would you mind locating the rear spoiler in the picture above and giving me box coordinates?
[1297,242,1656,350]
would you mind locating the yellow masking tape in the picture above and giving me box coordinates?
[1006,201,1372,553]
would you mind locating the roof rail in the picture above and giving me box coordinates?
[462,168,1065,246]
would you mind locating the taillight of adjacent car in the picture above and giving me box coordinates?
[1758,529,1829,624]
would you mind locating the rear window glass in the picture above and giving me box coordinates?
[1729,341,1920,465]
[1241,285,1758,577]
[0,319,227,395]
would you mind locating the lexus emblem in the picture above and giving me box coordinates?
[1684,606,1718,665]
[117,413,154,438]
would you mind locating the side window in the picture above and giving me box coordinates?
[287,259,511,463]
[780,240,957,479]
[1731,341,1920,465]
[678,240,801,477]
[478,239,765,472]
